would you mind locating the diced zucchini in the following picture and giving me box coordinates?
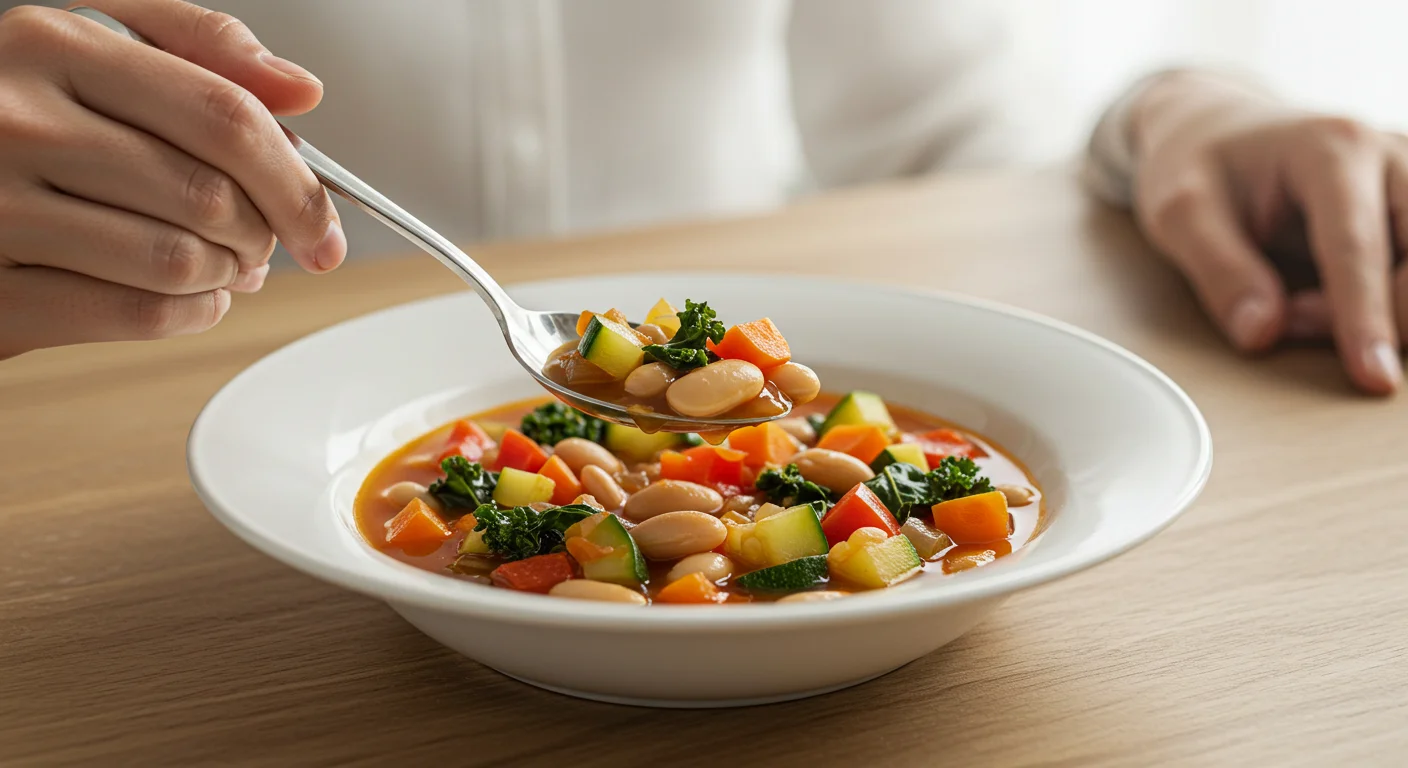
[477,420,512,443]
[828,530,922,589]
[900,517,953,560]
[871,443,929,472]
[754,504,829,566]
[578,315,645,380]
[492,467,555,507]
[458,529,491,555]
[604,423,683,462]
[735,555,829,592]
[567,512,648,586]
[820,391,897,437]
[645,298,681,339]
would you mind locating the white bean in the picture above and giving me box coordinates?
[665,360,765,418]
[997,484,1036,507]
[777,590,850,604]
[553,437,623,474]
[768,362,821,405]
[636,324,670,345]
[548,580,647,604]
[775,417,817,446]
[793,448,874,493]
[382,481,442,512]
[580,465,628,510]
[623,480,723,520]
[629,511,728,560]
[664,552,735,584]
[624,362,678,398]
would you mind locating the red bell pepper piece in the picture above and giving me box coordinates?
[659,445,747,487]
[911,428,987,466]
[820,484,900,546]
[437,419,495,463]
[489,429,549,473]
[490,553,576,593]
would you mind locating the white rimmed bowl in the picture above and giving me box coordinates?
[188,273,1211,707]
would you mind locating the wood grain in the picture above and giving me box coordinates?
[2,169,1405,767]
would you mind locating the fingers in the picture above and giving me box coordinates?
[1289,118,1400,394]
[0,265,230,357]
[1386,151,1408,348]
[0,186,241,294]
[16,7,345,272]
[1138,166,1287,352]
[1284,290,1333,341]
[26,96,275,268]
[73,0,324,116]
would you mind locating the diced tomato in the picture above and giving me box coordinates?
[438,419,495,463]
[489,429,549,473]
[727,422,797,468]
[490,553,577,593]
[384,498,452,555]
[538,454,583,506]
[910,428,988,465]
[816,424,890,465]
[820,484,900,546]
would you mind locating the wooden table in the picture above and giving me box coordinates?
[2,169,1404,766]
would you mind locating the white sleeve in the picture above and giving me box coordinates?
[785,0,1020,189]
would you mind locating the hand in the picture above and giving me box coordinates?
[1132,71,1406,394]
[0,1,345,359]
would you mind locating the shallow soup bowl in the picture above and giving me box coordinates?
[188,273,1212,707]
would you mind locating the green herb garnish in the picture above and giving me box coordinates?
[862,456,994,524]
[469,503,598,561]
[642,299,726,371]
[428,457,498,510]
[519,402,607,446]
[755,463,833,506]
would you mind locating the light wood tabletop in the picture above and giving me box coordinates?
[2,169,1404,767]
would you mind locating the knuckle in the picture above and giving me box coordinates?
[0,6,72,50]
[1305,115,1378,153]
[201,82,268,144]
[1145,179,1208,241]
[154,229,207,291]
[131,291,183,338]
[191,10,254,48]
[183,164,239,228]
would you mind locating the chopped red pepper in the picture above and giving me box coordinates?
[488,429,549,473]
[820,484,900,546]
[659,445,747,488]
[490,553,576,593]
[910,428,987,466]
[437,419,495,463]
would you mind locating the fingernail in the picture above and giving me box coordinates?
[259,52,322,86]
[1228,296,1274,350]
[1364,341,1402,390]
[313,220,346,272]
[214,288,232,320]
[229,264,269,293]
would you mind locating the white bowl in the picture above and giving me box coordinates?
[188,273,1211,707]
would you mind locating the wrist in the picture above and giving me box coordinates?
[1130,70,1285,165]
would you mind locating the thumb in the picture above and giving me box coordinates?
[75,0,324,116]
[1138,171,1287,351]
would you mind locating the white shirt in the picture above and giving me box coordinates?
[26,0,1028,256]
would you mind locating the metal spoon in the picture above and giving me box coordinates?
[71,7,789,433]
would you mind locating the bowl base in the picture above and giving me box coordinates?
[490,663,908,709]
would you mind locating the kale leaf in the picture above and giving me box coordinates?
[861,457,995,524]
[428,457,498,510]
[805,414,827,436]
[519,401,606,446]
[862,462,932,525]
[643,299,727,371]
[926,456,994,502]
[470,503,597,561]
[755,463,833,506]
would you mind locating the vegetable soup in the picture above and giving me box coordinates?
[354,391,1044,605]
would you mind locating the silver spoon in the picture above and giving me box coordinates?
[72,7,789,434]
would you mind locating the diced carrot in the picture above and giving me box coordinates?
[932,491,1010,544]
[659,445,746,486]
[454,512,479,533]
[489,429,549,473]
[385,498,452,555]
[911,428,988,465]
[490,553,577,593]
[565,535,614,565]
[820,485,900,546]
[656,571,729,604]
[707,318,791,370]
[727,422,797,468]
[538,454,584,506]
[816,424,891,465]
[942,539,1013,574]
[575,310,595,336]
[603,308,630,326]
[659,450,694,483]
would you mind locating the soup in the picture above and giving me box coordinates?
[354,391,1044,605]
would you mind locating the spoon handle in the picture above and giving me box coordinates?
[68,6,519,326]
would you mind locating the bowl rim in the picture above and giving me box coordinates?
[188,272,1213,631]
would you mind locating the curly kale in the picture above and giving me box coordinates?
[519,401,607,446]
[926,456,994,502]
[642,299,727,371]
[428,457,498,510]
[469,503,598,561]
[862,456,994,524]
[755,463,833,506]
